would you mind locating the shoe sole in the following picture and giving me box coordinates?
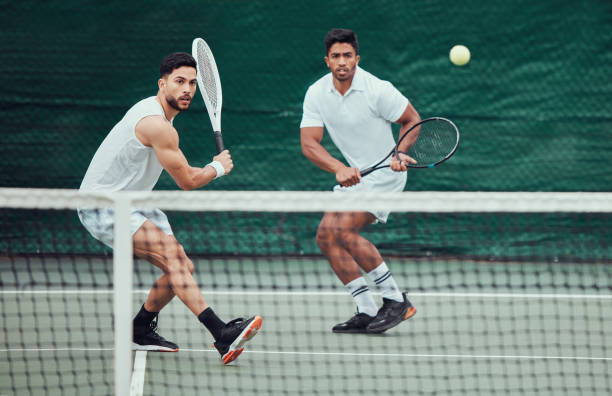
[404,306,417,320]
[222,315,263,365]
[132,343,179,352]
[332,328,370,334]
[367,306,417,334]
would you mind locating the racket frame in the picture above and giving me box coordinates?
[192,37,224,153]
[360,117,460,176]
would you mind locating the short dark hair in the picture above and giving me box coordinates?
[324,28,359,55]
[159,52,197,78]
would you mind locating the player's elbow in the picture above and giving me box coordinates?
[300,128,323,157]
[176,178,198,191]
[301,139,317,158]
[408,110,421,126]
[179,184,195,191]
[173,166,204,191]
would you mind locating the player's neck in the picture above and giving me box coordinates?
[156,93,180,121]
[333,77,354,96]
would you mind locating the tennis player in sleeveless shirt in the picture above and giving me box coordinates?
[300,29,420,334]
[78,52,261,364]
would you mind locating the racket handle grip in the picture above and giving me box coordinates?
[360,167,374,177]
[214,131,225,153]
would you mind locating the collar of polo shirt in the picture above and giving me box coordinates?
[327,66,366,94]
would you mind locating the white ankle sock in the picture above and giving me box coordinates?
[367,262,403,302]
[345,277,378,317]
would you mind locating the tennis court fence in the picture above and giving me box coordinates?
[1,189,611,396]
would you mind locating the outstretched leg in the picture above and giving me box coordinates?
[133,220,205,315]
[131,220,261,362]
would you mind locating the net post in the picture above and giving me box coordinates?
[113,194,133,396]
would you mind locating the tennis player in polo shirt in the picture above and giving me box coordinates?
[300,28,421,334]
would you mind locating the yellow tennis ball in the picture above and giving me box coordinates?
[450,45,470,66]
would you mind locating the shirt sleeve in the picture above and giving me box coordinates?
[300,86,324,128]
[375,81,410,123]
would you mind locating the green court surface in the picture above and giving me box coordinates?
[1,256,611,395]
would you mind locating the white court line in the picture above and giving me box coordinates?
[189,290,612,299]
[1,348,113,352]
[153,348,612,362]
[0,290,115,294]
[130,351,147,396]
[2,347,610,362]
[2,289,612,299]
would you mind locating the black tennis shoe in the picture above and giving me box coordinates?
[133,317,179,352]
[213,315,262,364]
[366,292,416,334]
[332,312,376,333]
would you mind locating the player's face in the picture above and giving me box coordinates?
[161,66,197,111]
[325,43,360,82]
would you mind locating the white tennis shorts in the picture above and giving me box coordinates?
[77,208,173,248]
[333,167,407,223]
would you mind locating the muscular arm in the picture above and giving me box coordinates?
[300,126,361,186]
[396,102,421,152]
[391,102,421,171]
[135,116,231,190]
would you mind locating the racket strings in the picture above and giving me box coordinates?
[407,120,458,164]
[195,42,219,110]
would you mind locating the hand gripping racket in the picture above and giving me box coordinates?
[192,38,224,153]
[360,117,460,176]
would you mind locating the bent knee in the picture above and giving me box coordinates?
[178,245,194,274]
[163,260,192,275]
[316,223,338,249]
[142,236,193,273]
[164,240,192,268]
[318,222,361,248]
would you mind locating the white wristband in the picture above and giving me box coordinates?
[207,160,225,179]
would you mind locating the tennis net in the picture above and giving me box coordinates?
[1,189,611,396]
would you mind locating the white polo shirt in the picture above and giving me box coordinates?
[300,66,409,170]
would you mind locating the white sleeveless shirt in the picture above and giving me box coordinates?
[80,96,170,192]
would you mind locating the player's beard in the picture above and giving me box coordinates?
[333,64,356,82]
[166,94,191,111]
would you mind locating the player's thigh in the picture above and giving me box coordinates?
[133,220,183,269]
[332,211,376,232]
[318,211,375,235]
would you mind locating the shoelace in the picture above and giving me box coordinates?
[225,318,245,326]
[143,317,163,338]
[348,313,370,323]
[210,318,246,349]
[378,299,402,318]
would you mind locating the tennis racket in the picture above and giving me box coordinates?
[192,37,224,153]
[360,117,460,176]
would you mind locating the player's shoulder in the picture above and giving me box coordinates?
[132,97,172,132]
[129,96,161,112]
[305,73,332,96]
[135,114,176,146]
[136,114,171,130]
[357,67,392,91]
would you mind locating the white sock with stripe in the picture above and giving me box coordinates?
[367,261,403,302]
[345,277,378,317]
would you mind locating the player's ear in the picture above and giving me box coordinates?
[324,56,329,68]
[355,54,360,65]
[158,78,165,90]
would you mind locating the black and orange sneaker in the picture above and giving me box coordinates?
[213,316,262,364]
[133,317,179,352]
[366,293,416,334]
[332,312,375,334]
